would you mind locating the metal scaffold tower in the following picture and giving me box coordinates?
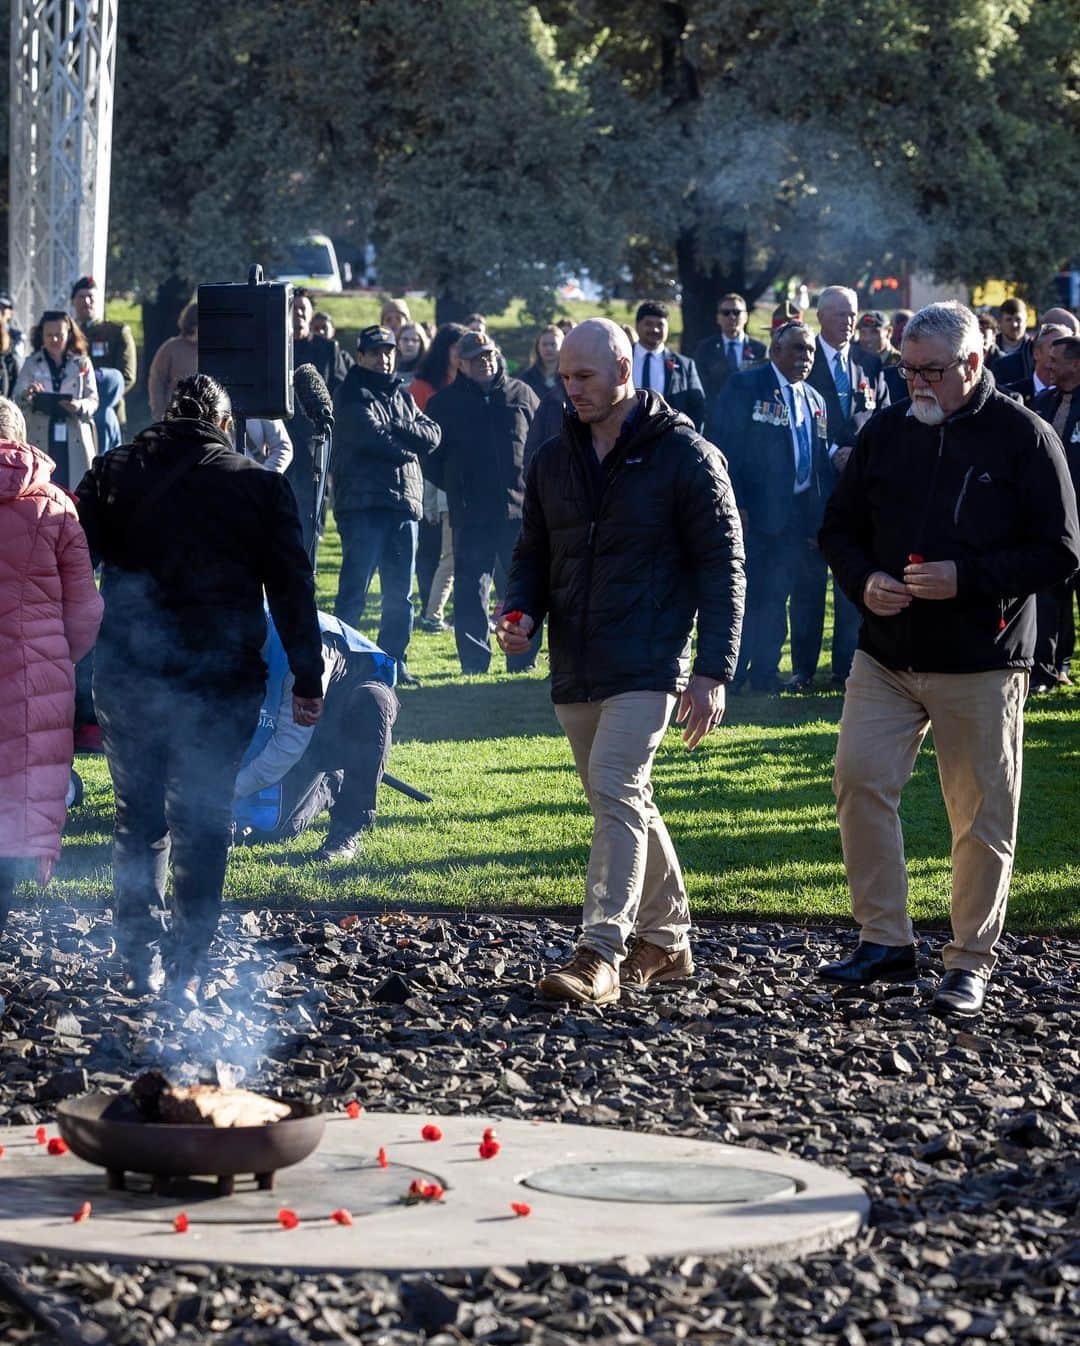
[9,0,118,322]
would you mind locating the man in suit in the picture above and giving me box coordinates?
[633,301,706,430]
[1030,335,1080,691]
[712,322,829,692]
[693,292,768,400]
[991,297,1033,380]
[806,285,891,686]
[1002,323,1068,407]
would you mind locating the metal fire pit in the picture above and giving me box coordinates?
[56,1092,325,1197]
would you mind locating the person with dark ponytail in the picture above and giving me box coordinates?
[75,373,323,1005]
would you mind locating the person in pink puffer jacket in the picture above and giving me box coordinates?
[0,397,103,951]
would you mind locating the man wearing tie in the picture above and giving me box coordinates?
[1030,334,1080,691]
[807,285,890,687]
[633,301,706,430]
[712,322,829,692]
[693,293,768,400]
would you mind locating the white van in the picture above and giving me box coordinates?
[272,234,346,293]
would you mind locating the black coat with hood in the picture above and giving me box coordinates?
[331,364,441,520]
[75,418,324,697]
[426,369,539,529]
[819,370,1080,673]
[505,391,746,703]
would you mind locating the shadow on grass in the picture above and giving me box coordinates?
[394,675,559,744]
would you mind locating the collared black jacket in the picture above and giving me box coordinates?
[75,419,324,697]
[426,370,538,529]
[820,372,1080,673]
[331,364,441,520]
[505,392,745,702]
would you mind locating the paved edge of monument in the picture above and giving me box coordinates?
[0,1112,869,1272]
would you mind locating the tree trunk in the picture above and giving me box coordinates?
[434,291,481,327]
[140,275,192,389]
[677,225,786,352]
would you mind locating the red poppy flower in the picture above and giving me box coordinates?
[72,1201,92,1223]
[346,1101,362,1119]
[277,1208,300,1229]
[378,1147,389,1169]
[423,1182,445,1201]
[47,1138,68,1156]
[503,610,523,625]
[511,1202,531,1217]
[478,1139,500,1160]
[35,1127,46,1145]
[330,1208,354,1226]
[483,1127,497,1142]
[174,1213,189,1233]
[421,1124,442,1142]
[0,1144,6,1158]
[409,1178,425,1197]
[907,553,924,565]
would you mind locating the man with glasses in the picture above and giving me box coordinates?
[427,330,539,674]
[694,293,767,400]
[818,302,1079,1018]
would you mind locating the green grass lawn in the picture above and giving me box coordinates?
[47,515,1080,932]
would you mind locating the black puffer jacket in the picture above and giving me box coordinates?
[426,370,538,527]
[331,365,441,520]
[820,371,1080,672]
[75,419,323,697]
[505,392,745,702]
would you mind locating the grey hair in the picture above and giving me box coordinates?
[817,285,858,313]
[772,320,814,347]
[903,302,982,362]
[0,396,27,443]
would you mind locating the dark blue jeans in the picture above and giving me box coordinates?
[334,508,418,666]
[452,518,542,674]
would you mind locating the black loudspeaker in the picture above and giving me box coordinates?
[198,266,293,419]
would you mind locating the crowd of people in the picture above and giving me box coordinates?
[0,271,1077,1019]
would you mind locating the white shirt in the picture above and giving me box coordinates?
[771,362,812,495]
[634,343,667,392]
[1034,372,1051,397]
[817,335,850,389]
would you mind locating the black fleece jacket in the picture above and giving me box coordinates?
[505,391,746,702]
[819,371,1080,672]
[75,418,323,697]
[331,364,441,519]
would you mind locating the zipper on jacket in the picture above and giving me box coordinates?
[953,465,973,526]
[906,425,946,670]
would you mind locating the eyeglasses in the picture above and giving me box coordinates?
[719,309,745,317]
[897,358,964,384]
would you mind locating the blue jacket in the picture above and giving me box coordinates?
[234,611,395,833]
[709,363,830,537]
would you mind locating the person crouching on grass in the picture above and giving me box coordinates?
[497,319,745,1006]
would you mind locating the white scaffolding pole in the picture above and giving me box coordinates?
[9,0,118,325]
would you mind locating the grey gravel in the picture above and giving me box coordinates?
[0,908,1076,1344]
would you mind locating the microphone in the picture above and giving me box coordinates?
[293,363,334,431]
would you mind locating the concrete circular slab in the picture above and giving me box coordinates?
[0,1111,868,1270]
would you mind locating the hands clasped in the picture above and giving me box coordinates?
[863,561,958,616]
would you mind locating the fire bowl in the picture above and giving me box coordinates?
[56,1092,325,1194]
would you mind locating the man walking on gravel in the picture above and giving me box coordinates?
[498,319,745,1005]
[818,302,1080,1018]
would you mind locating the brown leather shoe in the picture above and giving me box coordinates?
[620,939,694,988]
[538,947,620,1005]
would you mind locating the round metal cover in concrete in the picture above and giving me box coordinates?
[0,1111,868,1271]
[524,1161,797,1204]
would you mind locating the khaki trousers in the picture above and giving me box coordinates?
[833,651,1027,976]
[556,692,691,965]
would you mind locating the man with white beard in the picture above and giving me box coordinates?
[816,302,1080,1019]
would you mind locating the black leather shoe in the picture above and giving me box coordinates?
[818,940,917,986]
[931,969,986,1017]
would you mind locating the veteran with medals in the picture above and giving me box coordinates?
[707,321,830,692]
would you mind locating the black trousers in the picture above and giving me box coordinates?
[737,496,825,689]
[415,518,442,615]
[0,858,14,937]
[452,518,541,674]
[257,677,398,841]
[1034,582,1075,683]
[96,674,262,967]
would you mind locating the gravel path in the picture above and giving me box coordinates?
[0,910,1076,1344]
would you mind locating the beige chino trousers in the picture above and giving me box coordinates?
[833,651,1027,977]
[556,692,691,966]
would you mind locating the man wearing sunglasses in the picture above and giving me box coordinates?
[694,293,767,400]
[817,302,1080,1019]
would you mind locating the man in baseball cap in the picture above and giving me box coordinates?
[356,324,396,356]
[69,274,137,451]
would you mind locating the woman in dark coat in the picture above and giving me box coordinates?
[75,375,323,1005]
